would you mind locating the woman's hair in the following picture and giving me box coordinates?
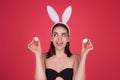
[46,23,72,58]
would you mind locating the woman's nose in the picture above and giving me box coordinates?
[58,35,62,40]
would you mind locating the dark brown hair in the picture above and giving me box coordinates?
[46,23,72,58]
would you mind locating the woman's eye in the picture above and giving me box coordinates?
[53,34,58,37]
[62,34,66,37]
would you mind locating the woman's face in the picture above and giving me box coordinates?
[51,26,69,51]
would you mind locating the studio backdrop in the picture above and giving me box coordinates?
[0,0,120,80]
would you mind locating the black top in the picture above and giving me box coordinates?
[46,68,73,80]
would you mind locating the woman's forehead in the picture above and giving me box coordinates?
[52,26,68,33]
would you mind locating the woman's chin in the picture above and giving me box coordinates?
[55,46,64,51]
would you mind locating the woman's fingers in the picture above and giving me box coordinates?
[87,39,94,50]
[82,42,85,50]
[30,40,36,48]
[28,43,31,49]
[28,40,36,51]
[33,37,41,47]
[28,37,42,54]
[37,38,41,48]
[81,38,94,55]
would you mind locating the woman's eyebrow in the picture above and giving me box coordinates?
[53,32,68,36]
[62,32,67,34]
[53,32,67,34]
[53,32,58,34]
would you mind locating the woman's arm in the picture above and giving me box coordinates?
[28,37,46,80]
[34,54,46,80]
[74,54,87,80]
[74,39,94,80]
[72,55,80,80]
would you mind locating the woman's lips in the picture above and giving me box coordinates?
[56,42,63,46]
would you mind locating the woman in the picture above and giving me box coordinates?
[28,23,94,80]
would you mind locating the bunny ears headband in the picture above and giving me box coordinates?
[47,5,72,34]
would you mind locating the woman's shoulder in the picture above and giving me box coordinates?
[42,53,47,60]
[71,54,80,62]
[72,54,80,58]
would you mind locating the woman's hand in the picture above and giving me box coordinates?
[28,37,42,56]
[81,39,94,57]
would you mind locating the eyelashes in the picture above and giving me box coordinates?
[52,33,68,37]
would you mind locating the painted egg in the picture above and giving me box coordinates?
[83,38,88,43]
[34,37,39,41]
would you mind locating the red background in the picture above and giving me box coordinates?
[0,0,120,80]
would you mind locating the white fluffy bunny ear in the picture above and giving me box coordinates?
[47,5,60,23]
[62,6,72,24]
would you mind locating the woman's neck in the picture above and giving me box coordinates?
[55,49,66,57]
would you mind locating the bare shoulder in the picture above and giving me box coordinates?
[71,54,80,63]
[42,53,47,60]
[72,54,80,60]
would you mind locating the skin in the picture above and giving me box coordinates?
[28,26,94,80]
